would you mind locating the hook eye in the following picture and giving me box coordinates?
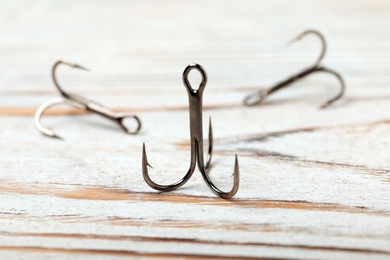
[182,63,208,95]
[243,93,261,106]
[118,115,142,134]
[243,89,268,106]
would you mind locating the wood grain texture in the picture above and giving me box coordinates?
[0,0,389,259]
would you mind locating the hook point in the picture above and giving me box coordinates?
[232,154,239,177]
[319,101,332,109]
[53,134,64,140]
[285,33,304,47]
[46,131,63,140]
[73,64,89,71]
[142,142,153,168]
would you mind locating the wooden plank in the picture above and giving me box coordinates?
[0,0,389,259]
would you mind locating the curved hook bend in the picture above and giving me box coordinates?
[34,97,86,139]
[52,60,89,100]
[244,29,345,109]
[142,117,214,192]
[286,29,326,68]
[142,64,239,199]
[316,67,345,109]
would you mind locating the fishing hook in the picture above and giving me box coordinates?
[244,30,345,109]
[142,64,239,199]
[34,60,141,139]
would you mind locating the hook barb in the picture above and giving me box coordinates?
[72,64,89,71]
[205,116,213,170]
[142,143,153,169]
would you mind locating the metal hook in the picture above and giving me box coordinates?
[34,60,142,139]
[142,64,239,199]
[244,30,345,109]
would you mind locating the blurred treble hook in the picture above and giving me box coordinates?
[34,60,141,139]
[142,64,239,199]
[244,30,345,109]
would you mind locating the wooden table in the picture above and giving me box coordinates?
[0,1,389,259]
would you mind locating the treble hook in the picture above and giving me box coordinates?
[34,60,142,139]
[244,30,345,109]
[142,64,239,199]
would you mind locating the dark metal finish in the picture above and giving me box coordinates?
[142,64,239,199]
[244,30,345,109]
[34,60,142,139]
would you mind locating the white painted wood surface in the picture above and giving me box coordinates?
[0,0,389,259]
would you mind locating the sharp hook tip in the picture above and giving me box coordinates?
[285,36,302,47]
[320,97,339,109]
[51,134,64,140]
[142,142,152,168]
[231,154,239,177]
[74,64,89,71]
[319,102,331,109]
